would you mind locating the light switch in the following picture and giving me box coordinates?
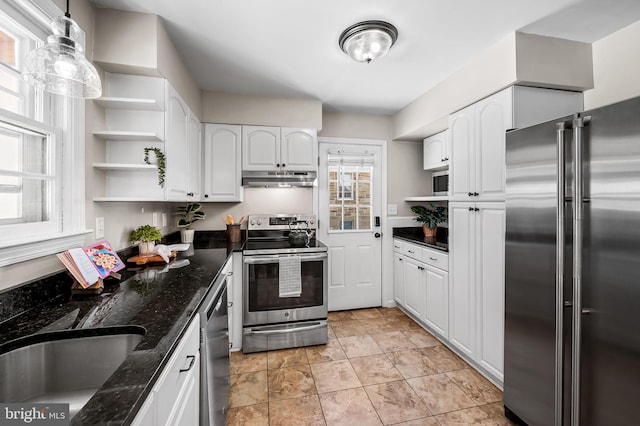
[95,217,105,239]
[387,204,398,215]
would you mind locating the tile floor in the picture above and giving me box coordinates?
[227,307,514,425]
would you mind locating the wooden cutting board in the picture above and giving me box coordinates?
[127,252,176,265]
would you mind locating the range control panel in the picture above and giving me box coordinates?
[248,214,317,231]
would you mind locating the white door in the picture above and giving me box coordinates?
[475,89,512,201]
[187,112,201,200]
[393,252,404,305]
[422,130,448,171]
[403,258,425,319]
[242,125,280,170]
[425,265,448,338]
[449,105,475,201]
[281,128,317,171]
[319,142,383,311]
[165,85,189,201]
[448,202,476,357]
[475,202,506,381]
[203,124,243,202]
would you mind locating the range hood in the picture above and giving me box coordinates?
[242,170,317,188]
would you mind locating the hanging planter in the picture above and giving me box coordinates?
[143,147,165,188]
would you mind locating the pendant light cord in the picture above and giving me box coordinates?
[64,0,70,37]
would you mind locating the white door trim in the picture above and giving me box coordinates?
[315,137,388,307]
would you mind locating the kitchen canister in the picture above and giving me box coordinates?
[227,223,241,243]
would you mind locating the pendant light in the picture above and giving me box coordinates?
[339,20,398,63]
[22,0,102,98]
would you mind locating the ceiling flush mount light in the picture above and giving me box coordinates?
[22,0,102,98]
[339,20,398,63]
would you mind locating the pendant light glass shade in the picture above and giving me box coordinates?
[339,20,398,63]
[23,15,102,99]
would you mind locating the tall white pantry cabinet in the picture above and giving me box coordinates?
[448,86,583,384]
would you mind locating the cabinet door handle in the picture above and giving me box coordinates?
[468,207,474,211]
[228,301,234,307]
[474,207,480,212]
[398,258,403,262]
[394,245,400,249]
[408,250,415,254]
[282,163,286,168]
[473,192,479,196]
[418,266,425,271]
[204,194,209,198]
[429,257,437,261]
[276,163,281,167]
[187,192,194,197]
[468,192,473,197]
[179,355,196,373]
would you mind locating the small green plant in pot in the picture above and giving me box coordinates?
[177,203,206,243]
[130,224,162,256]
[411,203,447,238]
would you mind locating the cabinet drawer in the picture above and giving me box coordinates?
[402,242,423,262]
[422,248,448,271]
[392,239,404,253]
[154,316,200,424]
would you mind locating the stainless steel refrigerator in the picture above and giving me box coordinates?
[504,96,640,426]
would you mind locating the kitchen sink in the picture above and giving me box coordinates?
[0,326,145,419]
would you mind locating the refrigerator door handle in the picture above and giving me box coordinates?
[555,120,571,426]
[571,115,590,426]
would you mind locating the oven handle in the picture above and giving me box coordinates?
[243,252,328,264]
[244,322,326,335]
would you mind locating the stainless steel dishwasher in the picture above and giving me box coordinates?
[200,267,230,426]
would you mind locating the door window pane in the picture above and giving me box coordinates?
[328,163,373,231]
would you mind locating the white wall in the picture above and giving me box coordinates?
[584,20,640,109]
[192,188,314,231]
[201,92,322,129]
[393,32,593,141]
[320,112,430,218]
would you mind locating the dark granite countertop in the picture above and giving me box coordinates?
[0,233,244,425]
[392,227,449,252]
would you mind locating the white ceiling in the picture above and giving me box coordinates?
[89,0,640,115]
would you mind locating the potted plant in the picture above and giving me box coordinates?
[177,203,206,243]
[411,203,447,238]
[130,224,162,256]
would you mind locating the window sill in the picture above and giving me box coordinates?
[0,230,93,267]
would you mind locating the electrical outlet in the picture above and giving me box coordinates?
[162,213,167,228]
[95,217,105,239]
[152,212,159,227]
[387,204,398,215]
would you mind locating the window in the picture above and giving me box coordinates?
[0,1,87,266]
[328,162,373,231]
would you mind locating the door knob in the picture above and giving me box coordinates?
[374,232,381,238]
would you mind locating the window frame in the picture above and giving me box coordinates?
[0,0,88,267]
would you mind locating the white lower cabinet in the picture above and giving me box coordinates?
[403,257,426,319]
[393,239,448,340]
[424,265,448,338]
[132,316,200,426]
[449,202,506,383]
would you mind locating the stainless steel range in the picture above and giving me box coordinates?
[242,214,328,353]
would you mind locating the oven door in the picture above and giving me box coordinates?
[243,252,328,326]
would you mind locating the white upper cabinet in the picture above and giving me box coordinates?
[164,84,188,201]
[281,128,317,171]
[203,124,243,202]
[449,86,583,202]
[242,126,281,171]
[449,90,511,202]
[423,130,449,171]
[243,125,317,172]
[187,111,202,201]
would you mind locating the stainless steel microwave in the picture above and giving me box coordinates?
[433,171,449,196]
